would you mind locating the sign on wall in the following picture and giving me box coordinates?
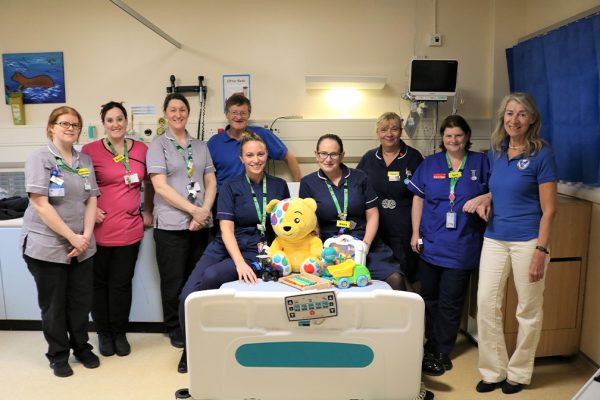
[222,74,250,110]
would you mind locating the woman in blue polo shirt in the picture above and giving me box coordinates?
[177,132,290,373]
[299,133,404,290]
[357,112,423,286]
[408,115,489,377]
[473,93,557,395]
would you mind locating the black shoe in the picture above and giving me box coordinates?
[475,380,499,393]
[422,351,445,376]
[113,333,131,356]
[49,361,73,377]
[169,328,185,348]
[437,353,453,371]
[98,333,115,357]
[424,389,434,400]
[501,380,524,394]
[178,349,187,373]
[75,350,100,369]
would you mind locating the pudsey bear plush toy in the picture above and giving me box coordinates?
[266,197,323,275]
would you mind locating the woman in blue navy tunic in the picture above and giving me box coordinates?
[299,133,404,290]
[177,132,290,373]
[407,115,489,377]
[357,112,423,285]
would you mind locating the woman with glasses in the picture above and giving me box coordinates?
[407,115,489,377]
[208,94,301,193]
[146,93,217,350]
[81,101,153,357]
[299,133,404,290]
[357,112,423,288]
[176,132,290,373]
[21,106,100,377]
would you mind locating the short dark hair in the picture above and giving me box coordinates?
[101,101,127,122]
[316,133,344,153]
[163,93,190,112]
[225,94,252,114]
[439,114,472,151]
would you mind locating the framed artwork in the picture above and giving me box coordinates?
[3,52,66,104]
[222,74,250,110]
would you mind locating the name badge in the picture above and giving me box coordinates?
[113,154,125,163]
[124,173,140,185]
[388,171,401,182]
[187,181,201,194]
[433,173,446,179]
[84,179,92,191]
[448,171,462,179]
[50,175,64,185]
[446,211,456,229]
[78,168,90,176]
[336,220,351,228]
[48,183,65,198]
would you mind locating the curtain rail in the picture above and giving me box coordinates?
[519,5,600,43]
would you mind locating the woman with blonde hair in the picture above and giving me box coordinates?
[471,92,558,394]
[357,112,423,287]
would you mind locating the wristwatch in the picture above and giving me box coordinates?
[535,245,549,254]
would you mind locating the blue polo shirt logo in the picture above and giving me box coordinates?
[517,159,530,171]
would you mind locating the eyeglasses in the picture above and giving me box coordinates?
[55,121,82,131]
[228,110,249,117]
[316,151,342,160]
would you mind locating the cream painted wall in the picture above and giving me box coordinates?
[524,0,600,35]
[0,0,494,127]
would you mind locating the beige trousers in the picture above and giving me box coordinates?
[477,237,548,385]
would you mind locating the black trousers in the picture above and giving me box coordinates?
[418,258,472,356]
[154,228,208,331]
[25,255,94,363]
[91,242,141,334]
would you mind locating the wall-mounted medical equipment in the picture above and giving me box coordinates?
[408,59,458,100]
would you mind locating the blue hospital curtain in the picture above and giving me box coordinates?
[506,12,600,185]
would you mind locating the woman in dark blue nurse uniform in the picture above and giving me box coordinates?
[299,133,404,290]
[407,115,489,377]
[176,132,290,373]
[357,112,423,285]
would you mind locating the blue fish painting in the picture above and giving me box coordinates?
[3,52,66,104]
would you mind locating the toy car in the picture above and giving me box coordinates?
[251,255,281,282]
[326,259,371,289]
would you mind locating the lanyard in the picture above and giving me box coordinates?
[172,140,194,178]
[324,179,348,220]
[246,174,267,236]
[55,157,85,176]
[105,138,130,174]
[445,152,468,210]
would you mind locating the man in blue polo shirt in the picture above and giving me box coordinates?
[208,94,302,191]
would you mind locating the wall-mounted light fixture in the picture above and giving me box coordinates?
[305,75,386,90]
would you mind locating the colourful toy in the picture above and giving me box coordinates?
[250,254,280,282]
[323,234,367,265]
[278,273,332,291]
[266,198,323,276]
[327,259,371,289]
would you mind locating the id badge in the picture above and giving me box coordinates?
[388,171,401,182]
[186,182,198,199]
[128,173,140,183]
[446,211,456,229]
[50,175,64,185]
[84,179,92,191]
[48,183,65,198]
[336,220,351,228]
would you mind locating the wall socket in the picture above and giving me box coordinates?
[429,33,442,47]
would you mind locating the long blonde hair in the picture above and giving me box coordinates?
[490,92,545,156]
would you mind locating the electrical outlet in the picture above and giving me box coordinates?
[429,34,442,47]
